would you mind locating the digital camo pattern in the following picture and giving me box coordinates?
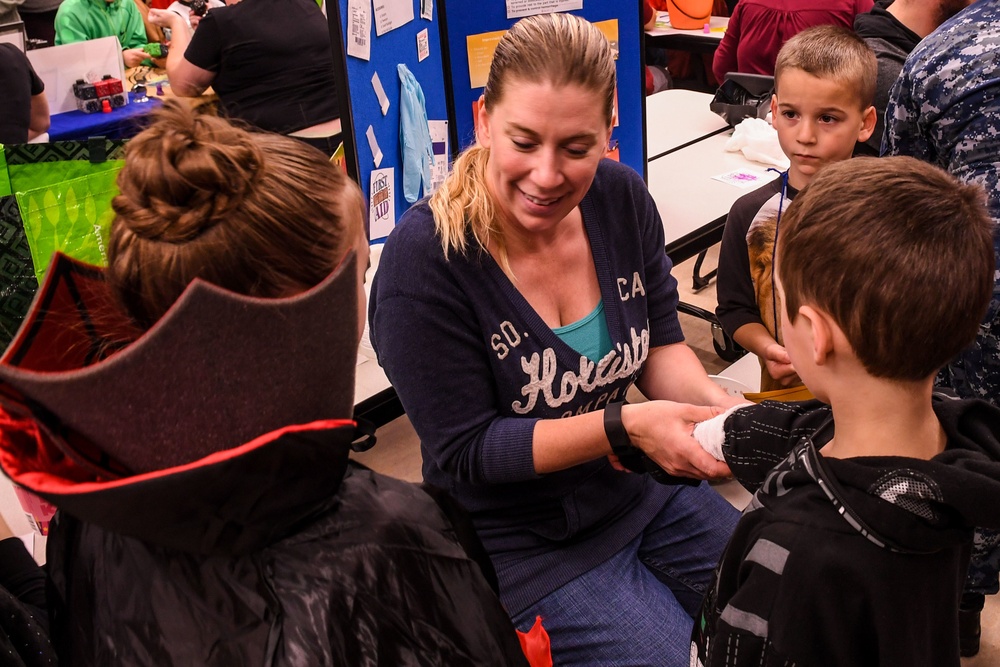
[884,0,1000,595]
[884,0,1000,406]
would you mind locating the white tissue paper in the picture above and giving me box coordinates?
[725,117,790,170]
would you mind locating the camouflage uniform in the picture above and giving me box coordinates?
[884,0,1000,595]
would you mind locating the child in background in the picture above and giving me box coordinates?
[715,25,876,391]
[691,156,1000,667]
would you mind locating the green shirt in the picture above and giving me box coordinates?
[54,0,147,50]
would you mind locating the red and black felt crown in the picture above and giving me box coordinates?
[0,251,360,478]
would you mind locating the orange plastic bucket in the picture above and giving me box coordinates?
[666,0,712,30]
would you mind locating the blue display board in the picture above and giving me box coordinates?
[333,0,450,240]
[439,0,645,176]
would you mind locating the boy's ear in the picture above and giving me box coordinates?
[770,93,779,120]
[857,105,877,143]
[476,96,492,148]
[798,305,834,366]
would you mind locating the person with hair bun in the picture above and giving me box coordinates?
[0,101,528,666]
[371,13,742,666]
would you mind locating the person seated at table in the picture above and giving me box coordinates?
[148,0,342,156]
[690,155,1000,667]
[852,0,974,156]
[371,12,745,667]
[712,0,873,83]
[716,25,876,392]
[0,44,50,145]
[0,102,529,666]
[55,0,150,68]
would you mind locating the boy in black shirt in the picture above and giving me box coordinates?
[715,25,876,391]
[691,156,1000,666]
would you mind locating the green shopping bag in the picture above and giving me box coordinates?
[5,139,127,285]
[0,139,127,349]
[0,148,11,197]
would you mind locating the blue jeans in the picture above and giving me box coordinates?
[511,482,739,667]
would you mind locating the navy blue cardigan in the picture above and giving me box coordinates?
[370,159,686,613]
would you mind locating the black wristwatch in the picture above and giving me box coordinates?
[603,400,700,486]
[603,400,635,458]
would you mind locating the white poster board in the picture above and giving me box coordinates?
[26,37,126,115]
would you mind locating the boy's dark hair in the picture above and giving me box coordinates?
[777,156,994,382]
[774,24,877,108]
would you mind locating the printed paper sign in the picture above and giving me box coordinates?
[506,0,582,19]
[366,125,383,168]
[712,169,770,188]
[373,0,414,36]
[421,0,433,20]
[466,29,506,89]
[369,168,396,239]
[26,37,126,114]
[467,20,617,91]
[417,28,430,62]
[428,120,449,194]
[371,71,390,115]
[594,19,619,60]
[346,0,371,60]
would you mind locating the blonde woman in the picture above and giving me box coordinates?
[371,13,742,665]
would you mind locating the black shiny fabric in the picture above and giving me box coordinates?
[30,428,527,666]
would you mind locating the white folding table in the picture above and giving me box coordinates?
[645,89,729,161]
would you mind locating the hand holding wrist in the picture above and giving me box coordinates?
[621,401,731,479]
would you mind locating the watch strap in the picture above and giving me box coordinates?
[603,400,635,457]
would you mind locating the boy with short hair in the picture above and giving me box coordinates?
[716,25,877,391]
[690,156,1000,667]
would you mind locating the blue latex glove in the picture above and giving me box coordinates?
[397,63,434,203]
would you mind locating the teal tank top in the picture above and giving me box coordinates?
[552,300,613,363]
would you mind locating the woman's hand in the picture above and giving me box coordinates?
[622,401,732,480]
[762,342,800,386]
[123,48,148,68]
